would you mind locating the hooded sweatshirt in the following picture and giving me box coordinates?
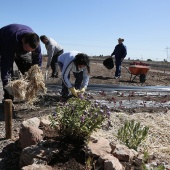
[58,51,89,88]
[0,24,42,86]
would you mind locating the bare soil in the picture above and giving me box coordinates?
[0,58,169,169]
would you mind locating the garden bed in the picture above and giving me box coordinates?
[0,59,169,169]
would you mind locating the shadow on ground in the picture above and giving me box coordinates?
[91,76,113,80]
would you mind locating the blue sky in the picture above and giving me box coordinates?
[1,0,170,61]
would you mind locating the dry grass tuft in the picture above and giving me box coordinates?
[4,65,47,105]
[25,65,47,104]
[4,79,28,100]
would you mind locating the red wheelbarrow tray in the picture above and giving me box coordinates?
[129,65,151,75]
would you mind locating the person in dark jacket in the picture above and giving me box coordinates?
[0,24,42,101]
[111,38,127,79]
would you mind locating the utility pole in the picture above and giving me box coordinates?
[141,54,143,61]
[165,47,170,61]
[164,47,170,74]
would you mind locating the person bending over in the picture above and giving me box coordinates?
[0,24,42,101]
[40,35,64,78]
[58,51,90,98]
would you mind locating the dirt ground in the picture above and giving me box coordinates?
[0,58,169,169]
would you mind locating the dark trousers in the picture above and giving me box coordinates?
[115,59,122,77]
[14,53,32,75]
[73,71,83,89]
[58,62,83,96]
[51,50,63,77]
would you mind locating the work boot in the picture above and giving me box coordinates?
[61,93,69,98]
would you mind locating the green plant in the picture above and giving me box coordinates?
[85,156,98,170]
[141,149,165,170]
[117,119,149,150]
[142,163,165,170]
[85,156,93,170]
[154,165,165,170]
[143,150,150,163]
[141,163,148,170]
[49,97,110,141]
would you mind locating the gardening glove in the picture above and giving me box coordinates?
[79,87,86,94]
[69,87,78,97]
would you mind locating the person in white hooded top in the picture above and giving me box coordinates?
[58,51,90,98]
[40,35,64,78]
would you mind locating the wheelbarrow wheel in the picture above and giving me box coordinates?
[140,74,146,83]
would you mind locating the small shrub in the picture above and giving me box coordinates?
[117,119,149,150]
[49,97,110,141]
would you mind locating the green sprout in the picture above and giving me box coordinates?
[117,119,149,150]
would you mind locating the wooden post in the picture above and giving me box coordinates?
[4,99,12,139]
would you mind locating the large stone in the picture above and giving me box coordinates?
[111,144,138,162]
[19,144,55,168]
[103,154,123,170]
[40,116,51,127]
[21,117,40,128]
[18,126,43,149]
[87,137,111,157]
[40,115,58,138]
[21,164,52,170]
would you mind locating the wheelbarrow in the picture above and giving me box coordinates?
[123,65,151,83]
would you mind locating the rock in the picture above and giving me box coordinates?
[19,144,54,168]
[111,144,138,162]
[40,115,58,138]
[40,117,51,126]
[102,154,124,170]
[21,164,52,170]
[110,141,116,151]
[21,117,40,128]
[167,110,170,114]
[137,153,144,160]
[18,126,43,149]
[165,164,170,170]
[86,137,111,157]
